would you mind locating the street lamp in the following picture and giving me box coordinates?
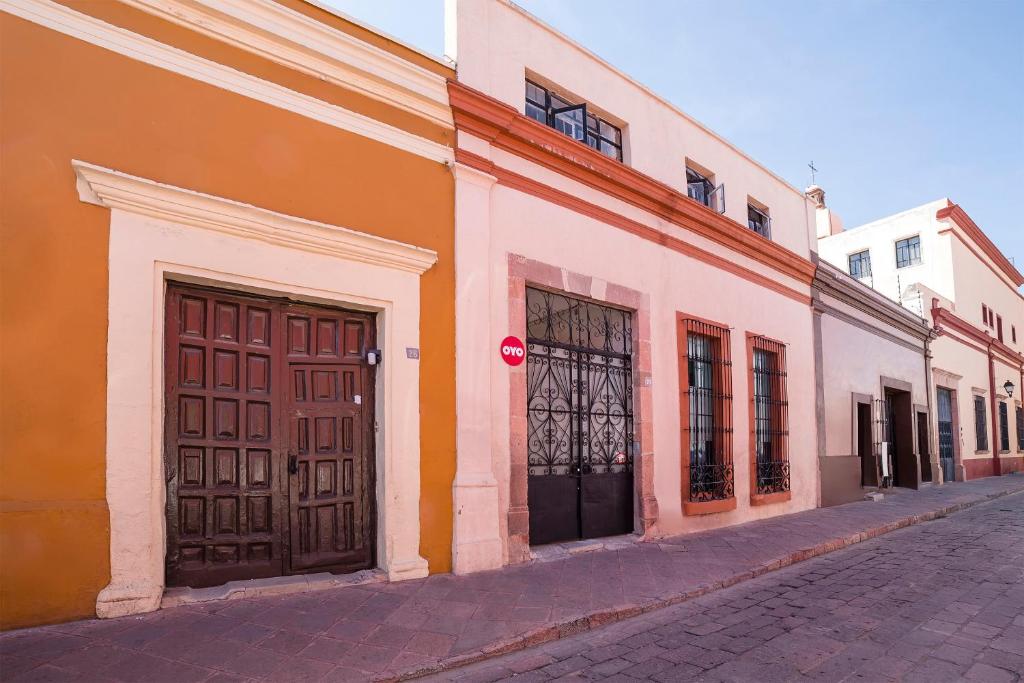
[1004,380,1016,398]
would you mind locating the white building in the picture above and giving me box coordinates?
[817,194,1024,482]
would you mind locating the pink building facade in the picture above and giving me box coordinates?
[446,0,822,573]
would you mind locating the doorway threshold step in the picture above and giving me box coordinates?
[161,568,385,608]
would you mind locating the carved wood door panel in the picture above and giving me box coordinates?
[164,285,375,588]
[284,305,375,574]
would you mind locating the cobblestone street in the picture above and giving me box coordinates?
[2,481,1021,682]
[433,493,1024,682]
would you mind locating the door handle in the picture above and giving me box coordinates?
[288,453,298,475]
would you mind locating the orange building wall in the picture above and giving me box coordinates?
[0,10,455,629]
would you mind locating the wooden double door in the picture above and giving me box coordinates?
[164,284,376,588]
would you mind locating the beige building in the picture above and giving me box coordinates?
[812,260,934,506]
[818,196,1024,483]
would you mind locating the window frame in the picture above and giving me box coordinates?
[747,333,790,505]
[848,249,872,280]
[997,315,1004,343]
[999,401,1010,453]
[894,235,922,269]
[974,394,989,453]
[746,202,772,240]
[1016,405,1023,451]
[677,314,735,515]
[686,166,715,209]
[524,79,623,162]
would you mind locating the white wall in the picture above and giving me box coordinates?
[817,199,955,309]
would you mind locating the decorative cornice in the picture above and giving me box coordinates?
[812,261,930,341]
[931,305,1023,368]
[122,0,453,129]
[73,161,438,274]
[447,80,816,287]
[456,149,811,306]
[2,0,453,164]
[936,203,1024,287]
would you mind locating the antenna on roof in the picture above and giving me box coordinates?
[808,160,818,186]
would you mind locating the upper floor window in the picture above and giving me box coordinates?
[1013,326,1017,344]
[524,79,623,162]
[747,203,772,240]
[895,235,922,268]
[997,315,1004,343]
[848,250,872,280]
[686,166,725,214]
[983,304,989,327]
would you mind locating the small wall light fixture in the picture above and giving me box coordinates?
[1004,380,1016,398]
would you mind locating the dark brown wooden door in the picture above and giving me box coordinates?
[165,286,285,587]
[284,305,375,573]
[165,285,375,588]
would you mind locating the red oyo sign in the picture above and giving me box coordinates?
[500,336,526,366]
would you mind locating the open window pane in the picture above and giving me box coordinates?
[523,79,623,162]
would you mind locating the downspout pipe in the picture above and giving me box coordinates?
[923,329,937,483]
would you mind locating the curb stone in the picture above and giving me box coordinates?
[383,485,1024,681]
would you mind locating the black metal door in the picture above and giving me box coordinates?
[937,388,955,482]
[525,288,633,546]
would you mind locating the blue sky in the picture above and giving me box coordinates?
[328,0,1023,266]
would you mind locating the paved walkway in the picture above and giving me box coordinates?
[2,476,1022,682]
[435,486,1024,682]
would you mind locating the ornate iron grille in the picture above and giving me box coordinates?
[752,337,790,495]
[683,319,733,502]
[526,288,633,477]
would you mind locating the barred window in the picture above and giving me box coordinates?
[895,235,922,268]
[524,79,623,162]
[974,395,988,451]
[999,401,1010,452]
[1017,406,1023,450]
[848,250,872,279]
[751,336,790,496]
[679,317,733,503]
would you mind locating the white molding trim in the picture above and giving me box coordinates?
[73,160,438,274]
[122,0,453,129]
[1,0,453,163]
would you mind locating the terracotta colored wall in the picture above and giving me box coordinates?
[0,11,455,629]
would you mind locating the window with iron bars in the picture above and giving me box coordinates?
[895,235,922,268]
[974,395,988,451]
[750,336,790,496]
[848,250,872,279]
[747,204,772,240]
[680,318,733,503]
[999,401,1010,452]
[1017,406,1023,451]
[525,79,623,162]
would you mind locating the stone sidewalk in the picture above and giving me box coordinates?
[3,475,1023,682]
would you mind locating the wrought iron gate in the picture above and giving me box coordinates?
[937,388,955,482]
[525,288,634,545]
